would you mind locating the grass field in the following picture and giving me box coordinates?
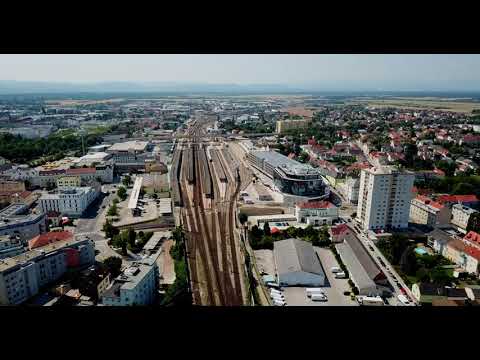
[348,97,480,114]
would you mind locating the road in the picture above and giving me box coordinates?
[347,220,418,306]
[74,183,129,264]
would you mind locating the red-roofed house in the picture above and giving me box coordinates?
[463,231,480,250]
[28,231,73,250]
[330,223,353,243]
[436,195,479,208]
[460,134,480,146]
[409,195,451,227]
[295,201,338,226]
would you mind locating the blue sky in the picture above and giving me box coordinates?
[0,54,479,90]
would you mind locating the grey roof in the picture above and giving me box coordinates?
[343,233,383,281]
[274,238,323,275]
[428,228,454,244]
[335,241,378,293]
[252,150,319,176]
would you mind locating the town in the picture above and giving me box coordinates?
[1,93,480,307]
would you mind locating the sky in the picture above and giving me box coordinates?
[0,54,479,91]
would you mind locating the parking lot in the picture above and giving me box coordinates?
[282,247,358,306]
[255,247,358,306]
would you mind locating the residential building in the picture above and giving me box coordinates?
[294,200,338,226]
[0,180,25,193]
[463,231,480,250]
[451,204,478,233]
[273,238,326,287]
[66,164,114,184]
[101,256,159,306]
[436,194,479,209]
[0,236,95,305]
[57,175,81,189]
[341,177,360,204]
[412,283,469,304]
[357,166,415,231]
[409,195,451,227]
[0,235,24,259]
[28,231,73,250]
[330,224,354,243]
[0,204,47,241]
[39,187,99,218]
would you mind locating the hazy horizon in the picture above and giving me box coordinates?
[0,54,480,92]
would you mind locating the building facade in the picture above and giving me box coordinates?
[247,150,328,197]
[409,195,451,227]
[275,119,311,134]
[357,166,415,231]
[0,204,47,241]
[295,201,338,225]
[0,236,95,305]
[101,258,159,306]
[57,175,81,189]
[39,187,99,217]
[451,204,478,233]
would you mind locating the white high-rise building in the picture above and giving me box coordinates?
[356,166,415,231]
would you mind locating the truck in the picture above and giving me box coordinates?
[273,299,286,306]
[331,267,341,273]
[334,271,347,279]
[270,289,283,296]
[311,293,328,302]
[359,296,384,306]
[271,293,285,301]
[305,288,324,297]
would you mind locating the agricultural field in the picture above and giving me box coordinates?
[348,97,480,113]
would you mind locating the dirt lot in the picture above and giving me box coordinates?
[348,98,480,114]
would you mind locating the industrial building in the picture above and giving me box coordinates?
[247,150,328,197]
[357,166,415,231]
[106,141,154,171]
[0,236,95,305]
[273,238,326,287]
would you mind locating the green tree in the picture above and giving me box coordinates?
[263,222,271,236]
[107,203,118,216]
[435,160,457,177]
[122,175,132,187]
[239,213,248,225]
[452,182,476,195]
[103,256,122,278]
[400,246,418,276]
[467,212,480,233]
[117,186,127,201]
[127,228,136,248]
[102,219,119,239]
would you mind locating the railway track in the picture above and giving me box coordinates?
[173,119,245,305]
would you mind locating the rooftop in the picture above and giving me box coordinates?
[252,150,320,177]
[28,231,73,250]
[452,204,478,215]
[297,200,335,209]
[107,141,149,153]
[273,238,324,276]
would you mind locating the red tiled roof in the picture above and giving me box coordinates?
[464,231,480,245]
[331,223,350,236]
[28,231,73,250]
[414,195,444,210]
[271,227,280,234]
[66,167,96,175]
[465,246,480,261]
[437,195,479,204]
[15,190,32,199]
[297,201,335,209]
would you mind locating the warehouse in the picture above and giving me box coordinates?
[273,238,326,287]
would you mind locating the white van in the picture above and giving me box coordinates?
[305,288,324,297]
[331,267,341,273]
[273,299,286,306]
[334,271,347,279]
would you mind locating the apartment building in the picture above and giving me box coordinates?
[0,235,24,259]
[451,204,478,233]
[101,256,159,306]
[39,187,99,218]
[0,180,25,193]
[56,175,81,189]
[409,195,451,227]
[0,236,95,305]
[0,204,47,241]
[357,166,415,231]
